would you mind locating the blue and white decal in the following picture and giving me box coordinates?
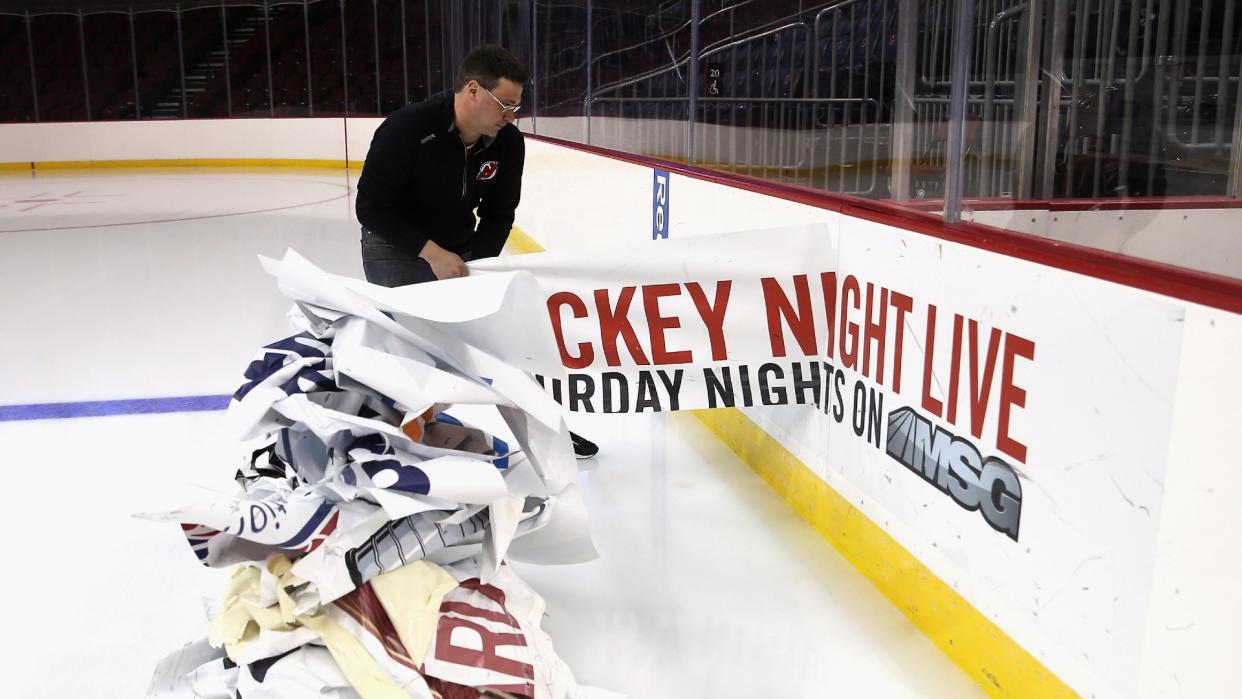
[652,169,670,239]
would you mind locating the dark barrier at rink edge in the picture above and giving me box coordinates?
[520,133,1242,316]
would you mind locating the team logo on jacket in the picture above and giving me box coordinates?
[476,161,500,181]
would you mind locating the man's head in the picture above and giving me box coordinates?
[452,46,528,140]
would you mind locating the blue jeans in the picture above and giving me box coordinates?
[360,227,444,287]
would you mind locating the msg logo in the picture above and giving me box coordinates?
[886,406,1023,540]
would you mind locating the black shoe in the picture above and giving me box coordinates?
[570,431,599,459]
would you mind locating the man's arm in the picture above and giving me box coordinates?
[471,134,525,260]
[355,118,435,259]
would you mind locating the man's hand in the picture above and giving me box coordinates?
[419,240,468,279]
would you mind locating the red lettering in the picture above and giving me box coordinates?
[946,313,965,426]
[861,283,889,384]
[761,275,817,357]
[547,292,592,370]
[998,333,1035,462]
[839,275,861,370]
[642,283,693,364]
[889,291,913,393]
[967,320,1003,440]
[686,280,731,361]
[434,614,534,682]
[595,287,650,366]
[820,272,838,360]
[921,304,943,417]
[433,582,535,693]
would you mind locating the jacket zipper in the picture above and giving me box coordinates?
[460,137,492,199]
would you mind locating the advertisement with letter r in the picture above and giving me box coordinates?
[652,169,670,239]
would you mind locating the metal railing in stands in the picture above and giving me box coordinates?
[587,1,894,196]
[1052,0,1242,198]
[544,0,1242,202]
[581,0,1027,198]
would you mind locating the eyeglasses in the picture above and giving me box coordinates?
[478,84,522,115]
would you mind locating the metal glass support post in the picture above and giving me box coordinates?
[129,9,141,118]
[399,0,408,103]
[425,0,432,98]
[530,0,538,133]
[340,0,349,115]
[1014,0,1044,199]
[687,0,700,164]
[265,0,274,117]
[583,1,593,143]
[26,11,39,122]
[1230,52,1242,195]
[1036,0,1067,198]
[1215,0,1236,151]
[1149,0,1173,195]
[441,0,455,94]
[177,3,187,117]
[1117,0,1144,189]
[890,0,918,200]
[585,0,593,145]
[222,1,232,117]
[944,0,975,222]
[78,9,92,120]
[374,0,382,113]
[305,0,314,116]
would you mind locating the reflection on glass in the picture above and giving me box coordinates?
[3,0,1239,207]
[373,0,415,112]
[588,1,694,159]
[1056,0,1240,199]
[83,12,136,120]
[134,10,179,119]
[30,13,88,122]
[307,0,345,116]
[180,6,227,117]
[0,14,37,122]
[268,1,311,116]
[224,4,271,118]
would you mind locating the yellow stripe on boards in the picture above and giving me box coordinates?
[0,158,374,171]
[692,407,1076,698]
[27,158,351,170]
[504,226,545,255]
[0,158,375,172]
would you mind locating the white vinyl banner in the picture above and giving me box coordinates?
[470,220,1185,696]
[274,218,1184,696]
[479,223,854,412]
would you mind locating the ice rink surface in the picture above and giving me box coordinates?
[0,168,982,698]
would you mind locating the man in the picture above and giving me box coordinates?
[356,45,599,459]
[357,45,524,285]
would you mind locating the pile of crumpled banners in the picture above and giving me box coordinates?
[146,251,616,699]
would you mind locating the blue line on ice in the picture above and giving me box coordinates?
[0,395,230,421]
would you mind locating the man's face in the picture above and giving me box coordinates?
[468,78,523,138]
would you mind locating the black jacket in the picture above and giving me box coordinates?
[356,93,525,259]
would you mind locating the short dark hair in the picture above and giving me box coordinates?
[453,45,528,92]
